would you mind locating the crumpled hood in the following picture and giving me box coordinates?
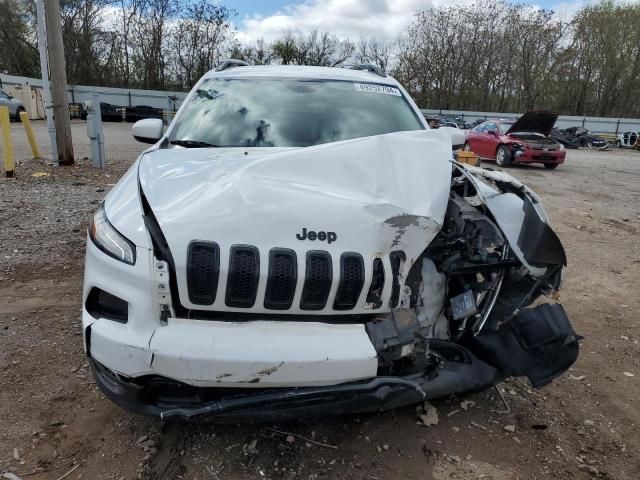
[138,130,453,312]
[506,111,558,136]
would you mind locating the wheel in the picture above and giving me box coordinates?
[495,145,512,167]
[544,163,559,170]
[463,142,472,152]
[12,107,25,122]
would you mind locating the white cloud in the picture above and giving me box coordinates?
[234,0,444,43]
[233,0,626,44]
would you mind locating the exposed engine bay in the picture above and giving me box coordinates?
[364,164,579,398]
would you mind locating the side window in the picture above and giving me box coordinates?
[474,123,486,132]
[485,122,497,133]
[0,89,8,99]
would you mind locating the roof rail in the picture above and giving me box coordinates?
[215,59,250,72]
[347,64,387,78]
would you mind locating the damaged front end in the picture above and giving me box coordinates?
[90,160,579,422]
[357,163,578,408]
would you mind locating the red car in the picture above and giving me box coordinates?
[463,111,566,169]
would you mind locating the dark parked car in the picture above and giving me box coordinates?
[125,105,163,123]
[464,111,566,169]
[563,127,608,150]
[551,128,580,149]
[100,103,123,122]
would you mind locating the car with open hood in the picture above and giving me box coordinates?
[464,111,566,169]
[82,63,579,421]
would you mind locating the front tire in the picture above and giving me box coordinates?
[12,107,25,122]
[496,145,512,167]
[544,163,559,170]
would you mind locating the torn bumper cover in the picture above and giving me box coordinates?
[91,303,578,421]
[90,347,499,422]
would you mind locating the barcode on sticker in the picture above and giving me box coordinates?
[354,83,401,96]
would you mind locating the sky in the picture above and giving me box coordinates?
[229,0,590,43]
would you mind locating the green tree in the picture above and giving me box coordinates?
[0,0,39,77]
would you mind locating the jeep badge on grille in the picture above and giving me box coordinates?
[296,228,337,244]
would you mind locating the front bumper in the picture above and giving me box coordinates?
[90,342,502,422]
[514,149,565,164]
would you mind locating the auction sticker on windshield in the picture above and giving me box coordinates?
[354,83,401,96]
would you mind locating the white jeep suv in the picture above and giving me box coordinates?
[83,62,579,421]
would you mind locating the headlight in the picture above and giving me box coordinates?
[89,204,136,265]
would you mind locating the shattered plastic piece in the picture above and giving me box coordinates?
[2,473,24,480]
[470,420,487,431]
[623,372,634,377]
[31,172,50,177]
[460,400,476,410]
[419,401,439,426]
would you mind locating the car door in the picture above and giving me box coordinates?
[481,122,500,159]
[468,123,489,156]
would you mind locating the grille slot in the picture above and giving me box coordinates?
[365,257,385,309]
[333,253,365,310]
[264,249,297,310]
[187,241,220,305]
[389,251,406,308]
[225,245,260,308]
[300,251,332,310]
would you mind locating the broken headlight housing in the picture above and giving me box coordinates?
[89,204,136,265]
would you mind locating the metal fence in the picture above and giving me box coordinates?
[0,73,187,118]
[421,108,640,135]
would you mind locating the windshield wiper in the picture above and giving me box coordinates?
[170,139,219,148]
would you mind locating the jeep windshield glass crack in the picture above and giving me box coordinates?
[169,79,425,148]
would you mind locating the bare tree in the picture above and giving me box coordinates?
[170,0,234,88]
[356,36,392,71]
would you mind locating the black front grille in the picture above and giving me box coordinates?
[187,241,220,305]
[333,253,365,310]
[225,245,260,308]
[264,249,297,310]
[300,251,332,310]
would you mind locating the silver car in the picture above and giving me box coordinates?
[0,88,25,120]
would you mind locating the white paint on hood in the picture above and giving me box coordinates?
[138,130,453,314]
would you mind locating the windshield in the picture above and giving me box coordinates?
[169,78,424,148]
[498,122,514,134]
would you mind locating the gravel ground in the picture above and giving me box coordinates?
[1,121,640,480]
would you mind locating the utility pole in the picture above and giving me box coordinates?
[43,0,74,164]
[35,0,58,164]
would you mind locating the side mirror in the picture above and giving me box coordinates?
[487,130,497,136]
[132,118,164,144]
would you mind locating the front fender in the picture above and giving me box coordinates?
[455,164,566,277]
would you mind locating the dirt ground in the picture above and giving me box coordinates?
[1,121,639,480]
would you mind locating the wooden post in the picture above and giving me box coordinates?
[44,0,74,164]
